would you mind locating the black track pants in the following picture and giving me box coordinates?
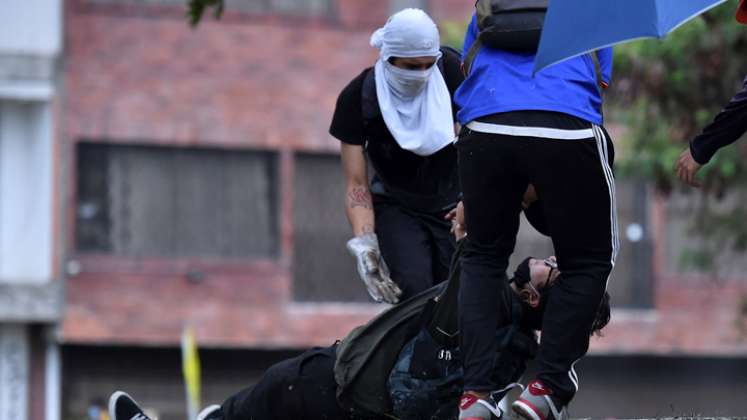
[456,124,617,403]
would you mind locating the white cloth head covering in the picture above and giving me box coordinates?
[369,9,454,157]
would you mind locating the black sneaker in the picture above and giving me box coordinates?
[197,404,223,420]
[108,391,152,420]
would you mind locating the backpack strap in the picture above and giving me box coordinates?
[361,68,380,126]
[425,239,465,347]
[463,35,484,76]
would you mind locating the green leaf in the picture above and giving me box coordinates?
[186,0,224,27]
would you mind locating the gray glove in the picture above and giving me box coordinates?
[346,233,402,304]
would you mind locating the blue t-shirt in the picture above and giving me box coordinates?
[455,14,612,126]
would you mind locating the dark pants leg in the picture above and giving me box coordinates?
[220,345,345,420]
[456,132,529,392]
[456,126,617,398]
[528,128,617,404]
[374,201,455,300]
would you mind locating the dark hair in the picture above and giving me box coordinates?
[510,257,533,288]
[591,291,611,336]
[509,260,612,336]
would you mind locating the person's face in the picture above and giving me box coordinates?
[520,256,559,307]
[389,56,438,71]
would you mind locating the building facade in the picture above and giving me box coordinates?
[54,0,747,419]
[0,1,64,420]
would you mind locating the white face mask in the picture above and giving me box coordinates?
[383,61,434,98]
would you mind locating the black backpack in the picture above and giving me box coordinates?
[334,242,538,419]
[387,292,537,420]
[333,243,463,419]
[463,0,548,75]
[333,284,445,419]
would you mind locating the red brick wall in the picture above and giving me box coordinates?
[64,12,376,154]
[429,0,474,23]
[336,0,390,29]
[63,255,382,347]
[63,2,385,347]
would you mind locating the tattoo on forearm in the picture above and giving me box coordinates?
[361,224,374,234]
[348,187,373,210]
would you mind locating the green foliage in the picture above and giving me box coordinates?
[440,19,469,52]
[609,2,747,273]
[186,0,224,27]
[611,3,747,183]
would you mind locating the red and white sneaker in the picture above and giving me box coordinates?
[458,393,503,420]
[512,380,568,420]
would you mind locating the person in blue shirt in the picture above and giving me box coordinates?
[454,13,617,420]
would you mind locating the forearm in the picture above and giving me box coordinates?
[345,183,375,236]
[690,77,747,164]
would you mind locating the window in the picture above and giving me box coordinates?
[75,143,278,259]
[662,188,747,280]
[292,153,367,302]
[608,180,654,308]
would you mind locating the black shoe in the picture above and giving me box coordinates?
[197,404,223,420]
[108,391,152,420]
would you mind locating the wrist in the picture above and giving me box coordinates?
[357,232,376,240]
[347,232,379,256]
[354,223,375,237]
[689,142,709,166]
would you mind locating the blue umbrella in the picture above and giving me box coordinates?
[534,0,729,73]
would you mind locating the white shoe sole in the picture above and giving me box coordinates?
[512,399,544,420]
[197,404,221,420]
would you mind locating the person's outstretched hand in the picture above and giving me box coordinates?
[346,233,401,304]
[675,147,703,188]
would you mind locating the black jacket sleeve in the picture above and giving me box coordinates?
[689,75,747,164]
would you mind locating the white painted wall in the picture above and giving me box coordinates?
[45,326,60,420]
[0,0,62,55]
[0,102,54,283]
[0,324,29,420]
[0,2,62,420]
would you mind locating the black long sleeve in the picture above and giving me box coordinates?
[689,75,747,164]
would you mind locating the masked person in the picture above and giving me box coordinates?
[675,0,747,187]
[454,8,617,420]
[329,8,464,304]
[107,253,611,420]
